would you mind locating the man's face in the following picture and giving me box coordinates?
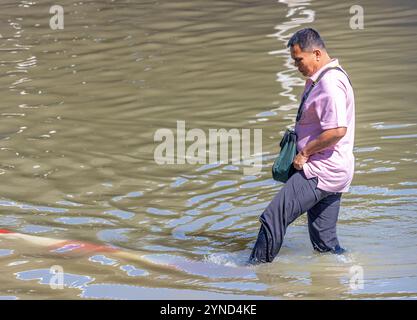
[290,44,318,77]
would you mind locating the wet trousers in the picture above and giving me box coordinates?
[249,170,344,263]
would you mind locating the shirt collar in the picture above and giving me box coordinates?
[309,58,339,83]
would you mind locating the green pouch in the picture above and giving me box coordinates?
[272,129,297,183]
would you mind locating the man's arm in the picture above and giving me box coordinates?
[293,127,347,170]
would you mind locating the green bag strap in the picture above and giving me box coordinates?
[296,66,352,123]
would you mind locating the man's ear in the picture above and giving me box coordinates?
[313,49,322,61]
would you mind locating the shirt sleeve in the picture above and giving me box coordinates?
[315,81,348,130]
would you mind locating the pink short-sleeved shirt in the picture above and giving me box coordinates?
[295,59,355,193]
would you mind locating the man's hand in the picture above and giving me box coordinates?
[292,127,347,170]
[293,151,309,170]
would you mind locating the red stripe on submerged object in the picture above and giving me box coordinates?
[0,229,14,234]
[48,240,119,254]
[0,229,118,254]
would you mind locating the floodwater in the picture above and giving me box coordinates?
[0,0,416,300]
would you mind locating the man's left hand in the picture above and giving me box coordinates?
[293,152,309,170]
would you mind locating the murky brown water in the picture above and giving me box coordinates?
[0,0,416,299]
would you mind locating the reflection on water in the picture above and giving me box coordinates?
[0,0,416,299]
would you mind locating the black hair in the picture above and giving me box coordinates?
[287,28,326,51]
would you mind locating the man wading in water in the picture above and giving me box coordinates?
[249,28,355,264]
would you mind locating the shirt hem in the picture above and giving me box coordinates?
[302,164,352,193]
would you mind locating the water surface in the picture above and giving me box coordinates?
[0,0,416,299]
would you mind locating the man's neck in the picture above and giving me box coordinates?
[309,56,333,78]
[315,56,332,73]
[321,55,333,67]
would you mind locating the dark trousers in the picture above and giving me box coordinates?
[249,170,344,264]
